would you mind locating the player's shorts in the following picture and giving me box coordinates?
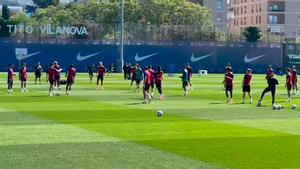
[35,73,41,78]
[292,80,297,86]
[67,79,74,84]
[243,85,251,92]
[55,75,60,81]
[21,78,27,82]
[136,79,141,84]
[155,82,162,89]
[7,79,13,86]
[151,81,155,88]
[182,81,188,88]
[287,84,292,90]
[225,85,233,91]
[97,75,104,82]
[49,79,54,85]
[89,72,93,76]
[144,84,151,91]
[131,75,136,81]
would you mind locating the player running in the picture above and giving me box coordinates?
[19,63,28,93]
[257,73,279,106]
[148,66,156,98]
[155,66,164,100]
[46,63,56,96]
[130,64,136,88]
[87,64,95,83]
[96,62,106,90]
[53,61,62,91]
[242,68,252,104]
[286,68,293,102]
[291,65,298,95]
[187,63,193,90]
[266,65,274,80]
[7,64,15,95]
[224,67,234,103]
[135,65,143,92]
[181,65,189,96]
[143,67,152,103]
[34,62,42,85]
[65,64,76,95]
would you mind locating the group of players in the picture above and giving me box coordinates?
[223,64,298,106]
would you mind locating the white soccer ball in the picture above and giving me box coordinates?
[291,104,297,110]
[277,105,283,110]
[157,110,163,117]
[272,104,278,110]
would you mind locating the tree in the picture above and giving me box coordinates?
[243,27,262,42]
[2,5,10,20]
[33,0,59,8]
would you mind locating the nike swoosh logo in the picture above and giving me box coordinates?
[77,52,101,61]
[190,54,213,62]
[244,55,265,63]
[16,52,41,60]
[135,53,158,62]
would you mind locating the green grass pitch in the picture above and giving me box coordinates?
[1,73,300,169]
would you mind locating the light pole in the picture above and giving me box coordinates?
[120,0,125,73]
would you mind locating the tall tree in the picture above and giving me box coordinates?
[33,0,60,8]
[243,27,262,42]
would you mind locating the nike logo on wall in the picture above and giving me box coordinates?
[244,55,265,63]
[134,53,158,62]
[16,52,41,61]
[190,54,213,62]
[77,52,101,61]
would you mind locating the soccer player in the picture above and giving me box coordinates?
[130,64,136,88]
[291,65,298,95]
[46,63,56,96]
[66,64,76,95]
[257,73,279,106]
[96,62,106,90]
[155,66,164,100]
[148,66,156,98]
[224,67,234,103]
[87,64,95,83]
[7,64,15,95]
[123,63,128,80]
[143,67,152,103]
[187,63,193,89]
[34,62,43,85]
[286,68,293,102]
[135,64,143,92]
[19,63,28,93]
[181,65,189,96]
[53,61,62,90]
[266,65,274,80]
[242,68,252,104]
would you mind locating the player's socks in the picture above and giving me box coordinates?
[242,98,245,104]
[229,98,233,104]
[250,98,253,104]
[160,94,164,100]
[257,100,262,107]
[288,97,292,102]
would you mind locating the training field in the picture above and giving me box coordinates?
[1,73,300,169]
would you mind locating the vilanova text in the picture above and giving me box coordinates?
[6,24,88,35]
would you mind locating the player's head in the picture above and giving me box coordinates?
[292,65,296,69]
[54,61,58,65]
[136,64,140,68]
[286,68,291,72]
[157,66,162,71]
[148,65,152,70]
[144,66,148,71]
[70,64,74,68]
[22,63,26,67]
[226,66,232,72]
[9,64,13,68]
[246,68,252,74]
[187,63,190,66]
[269,65,272,69]
[99,62,103,66]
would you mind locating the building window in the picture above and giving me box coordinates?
[269,15,278,24]
[216,0,222,10]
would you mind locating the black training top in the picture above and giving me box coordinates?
[267,77,279,89]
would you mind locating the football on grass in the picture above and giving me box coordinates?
[157,110,163,117]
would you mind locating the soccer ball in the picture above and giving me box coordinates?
[272,104,278,110]
[291,104,297,110]
[157,110,163,117]
[277,105,283,110]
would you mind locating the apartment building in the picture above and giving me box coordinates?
[230,0,300,40]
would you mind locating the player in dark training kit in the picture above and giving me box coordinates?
[135,65,143,92]
[87,64,95,83]
[34,62,43,85]
[291,65,298,95]
[286,68,292,102]
[224,67,234,103]
[66,64,76,95]
[257,73,279,106]
[46,64,57,96]
[155,66,164,100]
[7,64,15,95]
[242,68,253,104]
[130,65,136,88]
[96,62,106,90]
[181,65,189,96]
[19,63,28,93]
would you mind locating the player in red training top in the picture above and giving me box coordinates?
[155,66,164,100]
[19,63,28,93]
[130,64,137,88]
[223,67,234,103]
[7,64,16,95]
[53,61,62,91]
[291,65,298,95]
[242,68,253,104]
[286,68,293,102]
[46,63,57,96]
[143,67,153,103]
[187,63,193,90]
[96,62,106,90]
[65,64,76,95]
[148,66,156,98]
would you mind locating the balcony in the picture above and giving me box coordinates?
[268,2,285,13]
